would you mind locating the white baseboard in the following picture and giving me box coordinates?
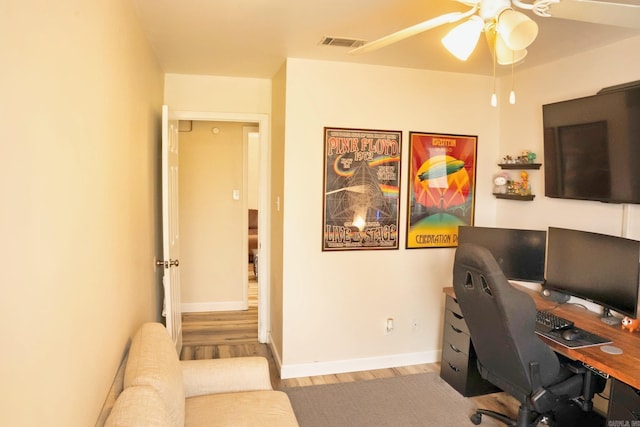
[280,350,441,379]
[181,301,247,313]
[268,333,283,373]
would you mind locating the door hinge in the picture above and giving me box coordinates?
[156,259,179,269]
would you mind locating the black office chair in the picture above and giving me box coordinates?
[452,243,604,427]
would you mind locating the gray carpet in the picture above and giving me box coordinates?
[282,373,481,427]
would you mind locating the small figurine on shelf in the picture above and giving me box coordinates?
[511,181,522,195]
[502,155,514,164]
[493,173,510,194]
[515,150,533,164]
[502,151,538,165]
[527,151,537,164]
[517,151,529,164]
[519,171,531,195]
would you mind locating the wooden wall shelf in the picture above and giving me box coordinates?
[493,193,535,201]
[498,163,541,170]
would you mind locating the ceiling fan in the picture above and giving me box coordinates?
[349,0,640,66]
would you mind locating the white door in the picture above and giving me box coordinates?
[161,105,182,353]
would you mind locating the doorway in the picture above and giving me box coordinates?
[246,126,260,310]
[174,111,270,343]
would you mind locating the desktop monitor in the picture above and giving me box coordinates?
[457,226,546,283]
[544,227,640,319]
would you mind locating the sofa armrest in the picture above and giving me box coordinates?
[181,357,273,398]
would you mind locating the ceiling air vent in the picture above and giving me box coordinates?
[319,36,366,48]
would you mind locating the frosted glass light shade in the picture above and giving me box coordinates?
[442,17,484,61]
[495,33,527,65]
[497,9,538,51]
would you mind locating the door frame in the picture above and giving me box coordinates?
[173,110,270,343]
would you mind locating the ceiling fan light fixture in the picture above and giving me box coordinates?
[491,92,498,107]
[441,16,484,61]
[496,8,538,51]
[495,33,528,65]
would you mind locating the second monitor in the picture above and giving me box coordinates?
[544,227,640,323]
[458,226,546,283]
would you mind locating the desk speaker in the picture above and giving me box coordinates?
[541,288,570,304]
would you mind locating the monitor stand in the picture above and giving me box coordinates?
[600,308,622,326]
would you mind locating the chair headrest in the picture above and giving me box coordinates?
[453,243,506,294]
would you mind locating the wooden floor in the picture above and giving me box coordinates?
[181,265,258,348]
[179,263,522,421]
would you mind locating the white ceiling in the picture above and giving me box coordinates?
[133,0,640,78]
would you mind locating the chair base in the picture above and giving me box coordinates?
[470,401,605,427]
[470,406,542,427]
[470,409,516,426]
[549,400,605,427]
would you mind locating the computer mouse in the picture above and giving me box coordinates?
[561,329,582,341]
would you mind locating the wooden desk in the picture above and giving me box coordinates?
[443,285,640,390]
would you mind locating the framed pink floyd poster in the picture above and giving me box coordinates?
[322,127,402,251]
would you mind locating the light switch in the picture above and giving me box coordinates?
[233,190,240,200]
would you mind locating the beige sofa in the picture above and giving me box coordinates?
[105,322,298,427]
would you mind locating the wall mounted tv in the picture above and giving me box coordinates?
[542,85,640,204]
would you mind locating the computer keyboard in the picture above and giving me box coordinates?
[535,309,574,333]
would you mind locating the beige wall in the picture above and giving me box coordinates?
[279,59,500,377]
[269,64,288,367]
[179,121,247,309]
[161,64,499,377]
[495,35,640,242]
[1,1,164,426]
[164,73,272,113]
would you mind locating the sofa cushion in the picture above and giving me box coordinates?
[105,385,172,427]
[181,357,273,398]
[185,390,299,427]
[124,323,185,427]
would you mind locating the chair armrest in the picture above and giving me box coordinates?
[180,357,273,398]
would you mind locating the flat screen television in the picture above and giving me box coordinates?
[458,226,546,283]
[542,86,640,204]
[544,227,640,320]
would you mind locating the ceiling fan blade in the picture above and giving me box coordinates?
[349,10,474,55]
[548,0,640,29]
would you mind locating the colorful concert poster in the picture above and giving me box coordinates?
[406,132,477,249]
[322,127,402,251]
